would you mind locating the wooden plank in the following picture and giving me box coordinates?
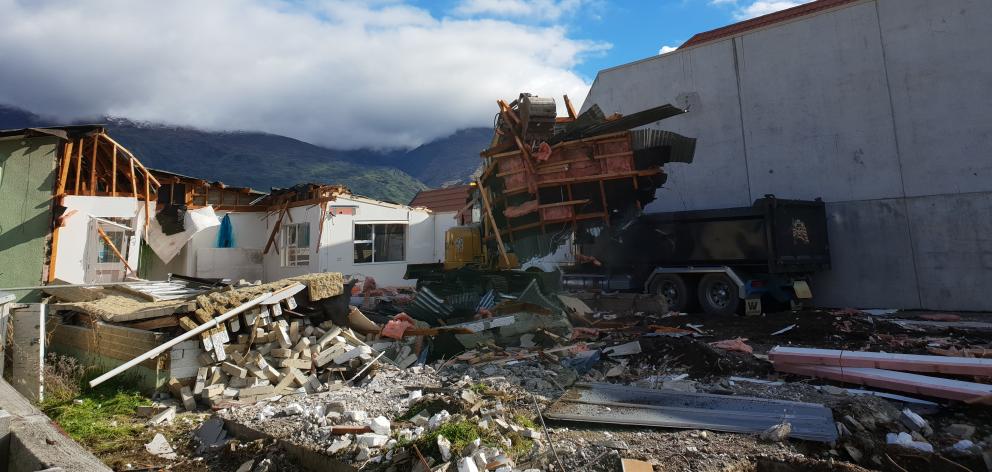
[74,137,84,194]
[47,225,62,283]
[125,315,180,331]
[97,133,161,187]
[476,180,510,267]
[89,134,98,195]
[128,157,137,195]
[144,169,151,231]
[263,201,290,254]
[563,94,577,120]
[97,227,134,275]
[537,199,590,209]
[111,145,117,196]
[56,140,75,195]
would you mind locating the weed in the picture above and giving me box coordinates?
[512,414,538,430]
[413,419,534,461]
[39,359,152,454]
[469,382,491,395]
[42,353,85,404]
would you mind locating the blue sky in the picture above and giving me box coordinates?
[412,0,809,81]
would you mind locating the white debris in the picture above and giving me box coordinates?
[356,433,389,448]
[438,434,452,461]
[458,456,480,472]
[328,437,352,454]
[345,410,368,423]
[370,416,391,435]
[145,433,178,460]
[428,410,451,430]
[887,432,934,453]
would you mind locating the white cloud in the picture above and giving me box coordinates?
[659,45,679,54]
[732,1,809,20]
[452,0,585,21]
[0,0,607,149]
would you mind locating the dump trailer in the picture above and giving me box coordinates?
[560,196,830,315]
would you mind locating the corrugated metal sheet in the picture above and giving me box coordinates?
[545,382,838,442]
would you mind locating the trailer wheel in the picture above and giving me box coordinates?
[697,274,740,315]
[650,274,692,313]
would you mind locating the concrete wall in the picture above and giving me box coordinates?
[0,136,58,301]
[582,0,992,310]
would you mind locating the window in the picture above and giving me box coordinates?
[354,223,406,263]
[97,230,128,263]
[95,217,133,263]
[280,222,311,267]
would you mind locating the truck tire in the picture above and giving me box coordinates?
[650,274,692,313]
[697,273,740,315]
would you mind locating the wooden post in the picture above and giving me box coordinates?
[89,134,99,195]
[111,144,117,196]
[144,169,151,231]
[96,227,134,275]
[74,137,84,194]
[563,94,577,120]
[476,180,510,267]
[129,157,137,195]
[56,140,75,195]
[316,201,327,253]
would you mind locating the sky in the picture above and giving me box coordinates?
[0,0,810,150]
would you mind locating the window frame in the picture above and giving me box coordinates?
[280,222,311,267]
[353,222,407,264]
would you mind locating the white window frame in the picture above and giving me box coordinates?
[280,222,311,267]
[353,222,407,264]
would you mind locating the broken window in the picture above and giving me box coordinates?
[354,223,406,263]
[97,228,129,263]
[280,222,311,267]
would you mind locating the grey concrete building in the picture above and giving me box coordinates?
[581,0,992,311]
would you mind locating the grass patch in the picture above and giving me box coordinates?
[39,355,152,454]
[469,382,491,395]
[512,414,537,430]
[41,386,151,453]
[414,420,534,461]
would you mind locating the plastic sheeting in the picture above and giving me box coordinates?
[146,206,220,263]
[216,214,235,248]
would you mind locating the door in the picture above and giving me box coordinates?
[85,218,134,283]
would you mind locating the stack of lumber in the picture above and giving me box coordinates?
[173,279,377,406]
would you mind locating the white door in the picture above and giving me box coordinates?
[85,218,134,283]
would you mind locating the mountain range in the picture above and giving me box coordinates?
[0,106,491,203]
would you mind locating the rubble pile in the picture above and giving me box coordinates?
[176,276,390,407]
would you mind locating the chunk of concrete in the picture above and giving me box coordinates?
[148,406,176,425]
[356,433,389,448]
[437,434,452,461]
[370,416,391,435]
[145,433,178,459]
[328,436,352,454]
[194,418,227,453]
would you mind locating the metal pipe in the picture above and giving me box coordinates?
[88,292,271,388]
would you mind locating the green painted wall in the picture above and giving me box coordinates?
[0,136,59,302]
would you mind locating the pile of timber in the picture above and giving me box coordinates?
[84,273,381,407]
[178,281,379,406]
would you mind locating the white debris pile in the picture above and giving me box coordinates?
[217,360,550,469]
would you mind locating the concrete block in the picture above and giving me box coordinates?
[180,386,197,412]
[281,358,312,370]
[10,304,45,402]
[221,362,247,378]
